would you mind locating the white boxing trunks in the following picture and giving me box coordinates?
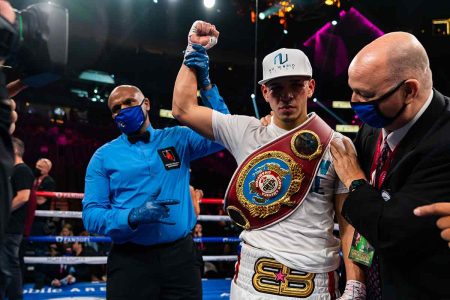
[230,243,341,300]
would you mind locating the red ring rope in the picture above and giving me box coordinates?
[35,191,224,204]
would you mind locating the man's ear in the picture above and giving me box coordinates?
[307,79,315,98]
[144,97,151,111]
[261,85,269,103]
[403,80,419,104]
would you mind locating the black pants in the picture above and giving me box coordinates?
[107,234,202,300]
[0,233,23,300]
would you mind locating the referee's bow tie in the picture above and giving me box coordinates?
[127,131,150,144]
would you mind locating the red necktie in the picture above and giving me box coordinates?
[375,138,392,189]
[366,137,392,300]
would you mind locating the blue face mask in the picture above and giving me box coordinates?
[114,99,146,135]
[351,80,406,128]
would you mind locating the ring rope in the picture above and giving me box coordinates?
[27,236,241,243]
[33,210,339,230]
[197,215,231,222]
[34,210,232,222]
[24,255,238,264]
[35,210,82,218]
[35,191,224,204]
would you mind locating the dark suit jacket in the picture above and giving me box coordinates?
[342,90,450,300]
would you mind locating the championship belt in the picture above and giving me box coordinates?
[224,114,333,230]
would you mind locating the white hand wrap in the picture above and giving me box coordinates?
[337,280,366,300]
[185,20,218,57]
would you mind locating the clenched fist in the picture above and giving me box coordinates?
[185,20,219,57]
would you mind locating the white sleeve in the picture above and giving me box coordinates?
[212,110,255,157]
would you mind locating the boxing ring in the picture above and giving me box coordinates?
[24,191,340,299]
[24,191,239,299]
[22,280,233,300]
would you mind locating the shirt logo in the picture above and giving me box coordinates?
[158,147,181,170]
[163,150,175,161]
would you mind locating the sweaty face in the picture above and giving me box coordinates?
[262,76,314,127]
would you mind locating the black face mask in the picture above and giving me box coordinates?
[33,168,42,177]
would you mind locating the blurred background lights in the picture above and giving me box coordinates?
[203,0,215,9]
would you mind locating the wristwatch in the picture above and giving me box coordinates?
[349,179,367,192]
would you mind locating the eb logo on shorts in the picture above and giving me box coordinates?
[252,257,315,297]
[158,147,181,170]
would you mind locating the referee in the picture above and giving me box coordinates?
[82,83,228,299]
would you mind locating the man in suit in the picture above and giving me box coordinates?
[330,31,450,299]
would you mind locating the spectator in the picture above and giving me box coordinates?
[71,242,101,282]
[31,158,56,237]
[190,186,203,217]
[0,137,34,300]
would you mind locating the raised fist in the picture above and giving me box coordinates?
[185,20,219,57]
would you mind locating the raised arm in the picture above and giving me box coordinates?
[172,63,214,140]
[172,21,220,140]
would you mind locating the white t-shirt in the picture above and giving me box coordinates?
[212,111,348,273]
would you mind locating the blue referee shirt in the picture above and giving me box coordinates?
[83,85,227,245]
[82,125,224,245]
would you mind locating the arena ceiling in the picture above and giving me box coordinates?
[9,0,450,120]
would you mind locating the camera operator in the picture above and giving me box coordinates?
[0,0,17,244]
[0,0,68,243]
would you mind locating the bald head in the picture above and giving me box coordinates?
[349,32,432,94]
[36,158,52,175]
[108,85,145,109]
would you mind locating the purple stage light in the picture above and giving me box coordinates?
[304,8,383,47]
[302,7,384,78]
[348,7,384,37]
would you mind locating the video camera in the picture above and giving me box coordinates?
[0,2,69,87]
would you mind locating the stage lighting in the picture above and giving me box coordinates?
[432,18,450,36]
[79,70,115,85]
[336,125,359,133]
[331,20,338,26]
[203,0,215,9]
[53,107,65,117]
[324,0,340,8]
[160,109,175,119]
[259,12,266,20]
